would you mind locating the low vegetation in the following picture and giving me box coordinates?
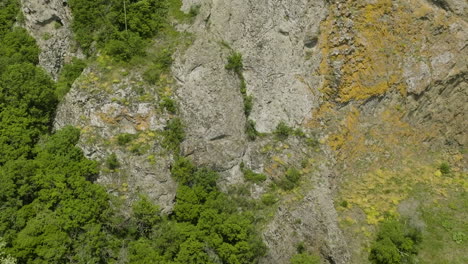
[277,167,302,190]
[240,162,267,184]
[56,58,87,99]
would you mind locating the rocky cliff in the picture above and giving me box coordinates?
[21,0,82,79]
[22,0,467,263]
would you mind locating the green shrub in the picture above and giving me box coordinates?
[369,219,422,264]
[243,168,267,184]
[130,143,149,155]
[240,78,247,95]
[162,118,185,151]
[438,162,451,175]
[160,96,177,113]
[103,32,145,62]
[278,168,301,190]
[340,200,349,208]
[293,128,306,138]
[56,58,87,99]
[306,137,320,148]
[296,242,306,253]
[244,95,253,116]
[117,133,137,146]
[143,49,173,84]
[143,63,163,84]
[69,0,168,58]
[225,52,243,75]
[245,119,258,141]
[274,121,293,140]
[132,195,161,236]
[261,193,277,206]
[0,0,19,38]
[189,4,201,17]
[106,153,119,170]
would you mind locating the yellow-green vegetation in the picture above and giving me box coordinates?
[318,0,454,102]
[339,163,466,225]
[320,104,467,262]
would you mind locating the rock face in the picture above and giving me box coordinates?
[173,39,248,172]
[173,0,329,183]
[177,0,326,133]
[21,0,80,79]
[54,66,177,212]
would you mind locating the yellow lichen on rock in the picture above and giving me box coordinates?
[318,0,443,102]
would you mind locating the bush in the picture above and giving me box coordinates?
[243,169,267,184]
[132,195,161,236]
[438,162,451,175]
[189,4,201,17]
[261,193,277,206]
[160,96,177,113]
[0,0,19,38]
[56,58,87,99]
[277,168,301,191]
[103,32,145,62]
[143,63,163,84]
[117,133,137,146]
[162,118,185,151]
[225,52,243,75]
[274,121,293,140]
[106,153,119,170]
[143,50,173,84]
[69,0,168,58]
[369,219,422,264]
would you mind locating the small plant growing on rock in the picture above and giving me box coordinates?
[160,96,177,114]
[117,133,137,146]
[274,121,293,140]
[240,162,267,183]
[189,4,201,17]
[244,95,254,116]
[261,193,277,206]
[277,167,301,190]
[245,119,258,141]
[106,153,119,170]
[225,52,243,75]
[162,118,185,151]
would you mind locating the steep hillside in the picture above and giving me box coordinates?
[1,0,466,263]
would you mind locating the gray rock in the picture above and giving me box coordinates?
[54,67,177,212]
[20,0,82,79]
[173,39,248,171]
[179,0,326,133]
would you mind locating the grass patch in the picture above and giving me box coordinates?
[117,133,138,146]
[418,191,468,264]
[241,162,267,184]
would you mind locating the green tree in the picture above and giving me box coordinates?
[369,219,422,264]
[133,195,161,236]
